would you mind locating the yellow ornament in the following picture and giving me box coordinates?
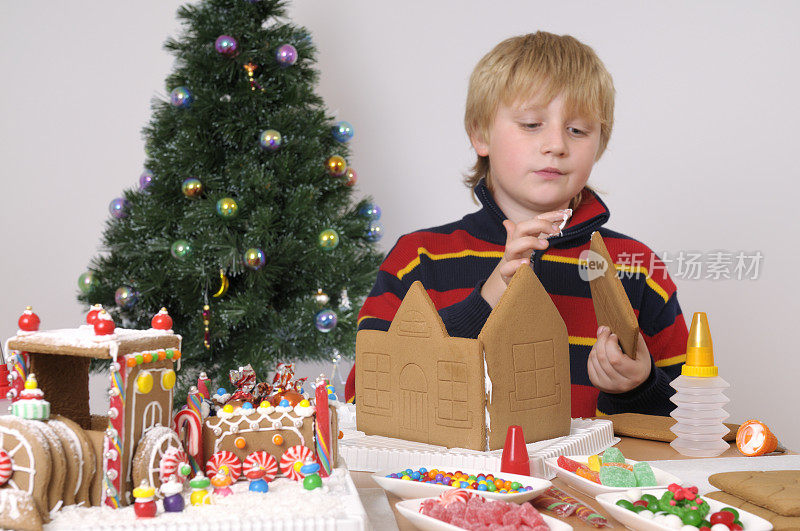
[162,369,176,390]
[137,371,153,394]
[325,155,346,176]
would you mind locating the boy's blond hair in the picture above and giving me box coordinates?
[464,32,615,209]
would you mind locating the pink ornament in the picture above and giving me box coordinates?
[280,445,314,481]
[205,451,242,481]
[86,304,103,325]
[243,451,278,482]
[93,310,115,336]
[0,450,12,486]
[151,307,173,330]
[17,307,40,332]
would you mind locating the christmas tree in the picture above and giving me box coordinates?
[77,0,383,393]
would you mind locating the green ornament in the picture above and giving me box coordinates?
[78,271,98,294]
[170,240,192,259]
[182,178,203,198]
[319,228,339,250]
[303,473,322,490]
[216,197,238,218]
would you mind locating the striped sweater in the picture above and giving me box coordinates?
[346,180,688,417]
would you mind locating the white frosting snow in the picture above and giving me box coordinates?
[483,351,493,451]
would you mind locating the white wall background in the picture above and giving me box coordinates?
[1,1,798,449]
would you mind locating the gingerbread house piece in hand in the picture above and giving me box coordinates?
[355,266,571,451]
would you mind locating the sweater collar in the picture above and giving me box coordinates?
[474,178,611,246]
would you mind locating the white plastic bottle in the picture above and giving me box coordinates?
[669,312,730,457]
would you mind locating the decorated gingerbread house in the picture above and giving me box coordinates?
[355,266,572,451]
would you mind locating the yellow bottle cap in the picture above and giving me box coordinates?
[682,312,718,377]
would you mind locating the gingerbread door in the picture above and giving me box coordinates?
[399,363,427,436]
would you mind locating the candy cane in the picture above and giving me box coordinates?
[280,445,314,481]
[243,451,278,482]
[0,450,12,486]
[159,447,189,483]
[173,408,203,472]
[206,451,242,482]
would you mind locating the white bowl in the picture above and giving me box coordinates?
[373,466,551,504]
[595,489,773,531]
[396,496,573,531]
[544,455,681,498]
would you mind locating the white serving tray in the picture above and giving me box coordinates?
[544,455,681,497]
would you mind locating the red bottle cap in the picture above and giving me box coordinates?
[500,425,531,476]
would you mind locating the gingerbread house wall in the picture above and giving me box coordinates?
[356,281,487,450]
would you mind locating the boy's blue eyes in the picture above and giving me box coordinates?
[521,123,587,135]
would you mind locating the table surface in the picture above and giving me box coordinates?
[350,437,749,530]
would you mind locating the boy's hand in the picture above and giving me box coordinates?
[480,210,569,307]
[587,327,652,394]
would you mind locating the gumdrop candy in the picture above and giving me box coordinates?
[587,454,602,471]
[632,462,657,487]
[599,464,637,487]
[602,462,633,471]
[601,447,625,464]
[502,510,523,526]
[556,455,584,473]
[519,503,546,527]
[575,466,601,484]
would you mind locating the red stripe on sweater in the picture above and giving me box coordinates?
[381,230,504,277]
[571,384,601,418]
[642,318,688,363]
[357,291,402,322]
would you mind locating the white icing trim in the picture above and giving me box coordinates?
[48,420,84,498]
[209,409,308,454]
[0,425,37,495]
[483,350,492,452]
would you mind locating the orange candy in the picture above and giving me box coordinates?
[143,352,153,363]
[234,437,246,449]
[126,357,136,367]
[157,350,166,361]
[174,350,181,360]
[272,434,284,446]
[494,479,504,489]
[576,466,601,484]
[602,462,633,471]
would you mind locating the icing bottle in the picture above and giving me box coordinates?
[669,312,730,457]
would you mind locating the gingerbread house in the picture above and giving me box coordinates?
[355,266,571,451]
[3,324,182,509]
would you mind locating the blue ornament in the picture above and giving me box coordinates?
[259,129,282,151]
[359,203,381,220]
[366,221,384,242]
[109,198,129,219]
[249,478,269,492]
[170,86,193,108]
[214,35,239,57]
[276,44,298,66]
[332,121,354,143]
[139,169,153,190]
[315,309,337,333]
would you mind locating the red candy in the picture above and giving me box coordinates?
[420,492,547,530]
[710,511,735,526]
[557,456,584,473]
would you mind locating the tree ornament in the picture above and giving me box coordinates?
[366,221,384,242]
[344,167,357,186]
[259,129,282,151]
[151,307,173,330]
[212,269,229,298]
[94,310,116,336]
[114,286,137,309]
[359,203,381,220]
[182,177,203,198]
[314,288,329,307]
[243,62,265,92]
[318,229,339,250]
[109,198,129,219]
[78,271,98,294]
[315,309,337,333]
[275,44,298,66]
[243,248,266,270]
[216,197,238,218]
[339,289,351,310]
[325,155,346,177]
[18,306,40,332]
[331,121,354,143]
[170,86,193,108]
[86,303,104,325]
[139,169,154,190]
[214,35,239,57]
[202,305,211,349]
[170,239,192,259]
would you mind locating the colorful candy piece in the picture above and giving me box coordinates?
[280,445,315,481]
[599,465,637,487]
[575,466,601,484]
[243,451,278,482]
[601,447,625,464]
[539,486,609,527]
[556,455,584,473]
[205,450,242,481]
[314,383,332,477]
[602,462,633,471]
[632,462,657,487]
[587,454,602,472]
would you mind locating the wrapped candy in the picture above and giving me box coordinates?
[229,364,257,403]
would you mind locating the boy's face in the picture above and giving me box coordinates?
[471,93,601,220]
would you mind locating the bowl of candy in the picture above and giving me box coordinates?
[545,448,681,497]
[396,489,573,531]
[595,484,773,530]
[373,465,551,503]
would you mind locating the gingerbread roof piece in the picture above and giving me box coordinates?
[6,328,180,360]
[588,231,640,358]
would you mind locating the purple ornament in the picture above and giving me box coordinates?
[170,86,193,108]
[315,309,337,333]
[276,44,298,66]
[163,492,185,512]
[139,169,153,190]
[214,35,239,57]
[109,198,129,219]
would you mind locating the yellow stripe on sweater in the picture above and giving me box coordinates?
[655,353,686,367]
[396,247,504,280]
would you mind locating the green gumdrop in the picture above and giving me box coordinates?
[616,499,635,511]
[659,491,676,513]
[632,462,657,487]
[303,473,322,490]
[682,509,703,527]
[632,505,649,513]
[601,447,625,464]
[599,466,636,488]
[641,493,659,507]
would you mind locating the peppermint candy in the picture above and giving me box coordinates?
[0,450,12,486]
[205,450,242,482]
[159,447,189,483]
[243,451,278,482]
[279,445,314,481]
